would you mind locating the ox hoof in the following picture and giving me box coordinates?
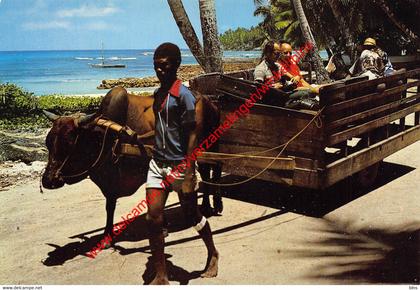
[213,198,223,214]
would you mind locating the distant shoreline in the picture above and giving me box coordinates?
[97,61,257,91]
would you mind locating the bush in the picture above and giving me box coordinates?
[0,83,37,115]
[37,95,102,114]
[0,83,104,130]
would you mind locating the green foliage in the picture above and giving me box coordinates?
[0,83,37,114]
[0,83,103,130]
[219,26,265,50]
[37,95,102,114]
[254,0,303,46]
[254,0,419,54]
[0,115,50,130]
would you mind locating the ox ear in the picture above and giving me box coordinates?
[43,110,60,122]
[77,113,97,127]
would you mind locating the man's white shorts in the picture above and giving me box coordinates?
[146,158,200,192]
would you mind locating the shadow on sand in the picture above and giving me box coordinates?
[287,219,419,284]
[42,161,415,284]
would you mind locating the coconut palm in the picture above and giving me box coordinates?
[167,0,222,73]
[199,0,223,72]
[326,0,357,61]
[290,0,330,83]
[373,0,420,46]
[253,0,302,45]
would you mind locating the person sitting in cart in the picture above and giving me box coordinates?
[277,42,320,94]
[277,42,320,110]
[349,37,394,79]
[254,40,283,89]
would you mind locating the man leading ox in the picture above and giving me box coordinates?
[145,42,219,285]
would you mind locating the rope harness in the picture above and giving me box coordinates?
[39,117,149,193]
[40,107,324,191]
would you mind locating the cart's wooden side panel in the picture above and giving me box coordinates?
[320,68,420,188]
[215,76,325,189]
[324,125,420,187]
[320,69,420,145]
[219,93,324,160]
[190,68,420,190]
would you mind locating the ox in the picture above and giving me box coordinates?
[42,86,222,240]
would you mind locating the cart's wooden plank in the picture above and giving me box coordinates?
[406,79,420,89]
[326,94,420,132]
[220,112,324,142]
[324,84,406,115]
[292,168,320,189]
[221,166,294,186]
[406,68,420,78]
[321,69,407,97]
[220,128,323,158]
[197,152,296,171]
[220,91,318,118]
[324,125,420,187]
[327,102,420,146]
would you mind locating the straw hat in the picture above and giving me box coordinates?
[363,37,376,46]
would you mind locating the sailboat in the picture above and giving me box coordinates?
[90,42,126,68]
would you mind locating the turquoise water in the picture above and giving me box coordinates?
[0,49,327,95]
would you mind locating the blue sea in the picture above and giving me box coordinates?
[0,49,328,96]
[0,49,263,95]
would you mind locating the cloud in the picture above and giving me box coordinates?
[57,5,120,18]
[22,21,71,30]
[84,21,109,31]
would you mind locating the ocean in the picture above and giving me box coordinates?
[0,49,328,96]
[0,49,262,96]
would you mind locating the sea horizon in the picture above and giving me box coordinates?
[0,49,328,96]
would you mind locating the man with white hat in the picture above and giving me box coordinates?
[349,37,394,79]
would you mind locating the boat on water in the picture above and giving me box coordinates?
[90,43,126,68]
[90,63,126,68]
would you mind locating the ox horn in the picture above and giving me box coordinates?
[42,110,60,121]
[77,113,97,127]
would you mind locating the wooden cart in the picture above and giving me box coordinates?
[190,67,420,189]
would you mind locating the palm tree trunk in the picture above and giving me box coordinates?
[167,0,206,68]
[326,0,357,62]
[374,0,420,46]
[291,0,331,83]
[199,0,223,73]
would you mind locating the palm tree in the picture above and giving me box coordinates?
[253,0,302,45]
[373,0,420,46]
[326,0,357,61]
[290,0,330,83]
[199,0,223,72]
[167,0,222,73]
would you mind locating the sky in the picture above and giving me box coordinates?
[0,0,261,51]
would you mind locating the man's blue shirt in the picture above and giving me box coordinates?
[152,79,196,161]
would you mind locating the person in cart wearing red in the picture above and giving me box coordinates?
[277,41,320,94]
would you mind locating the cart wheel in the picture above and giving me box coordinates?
[355,161,381,188]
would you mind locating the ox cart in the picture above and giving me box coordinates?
[189,67,420,190]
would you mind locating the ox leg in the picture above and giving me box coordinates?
[198,164,212,216]
[212,164,223,214]
[104,196,116,243]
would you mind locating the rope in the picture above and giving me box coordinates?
[200,142,287,161]
[61,126,110,179]
[198,114,323,161]
[200,107,325,187]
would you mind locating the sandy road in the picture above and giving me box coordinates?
[0,125,419,285]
